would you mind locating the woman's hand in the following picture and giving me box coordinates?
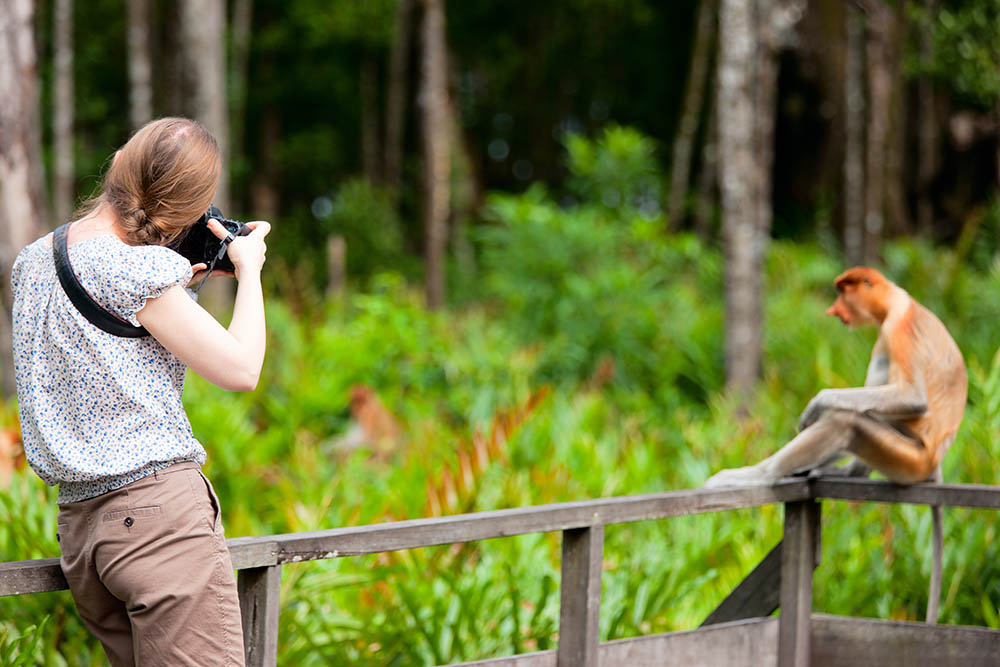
[186,262,233,288]
[139,218,272,392]
[207,218,270,280]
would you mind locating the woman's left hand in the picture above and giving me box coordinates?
[187,262,234,288]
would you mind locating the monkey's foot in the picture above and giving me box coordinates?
[703,466,772,489]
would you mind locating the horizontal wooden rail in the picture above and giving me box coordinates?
[6,478,1000,598]
[4,477,1000,667]
[0,481,811,597]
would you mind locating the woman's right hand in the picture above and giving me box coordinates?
[207,218,270,279]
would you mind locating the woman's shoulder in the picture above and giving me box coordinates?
[80,235,190,276]
[12,233,55,276]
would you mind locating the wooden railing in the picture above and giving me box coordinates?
[4,478,1000,666]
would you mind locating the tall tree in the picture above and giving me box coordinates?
[0,0,47,396]
[127,0,153,130]
[668,0,717,230]
[229,0,253,214]
[860,0,894,265]
[385,0,414,194]
[179,0,231,309]
[179,0,229,211]
[717,0,805,397]
[915,0,939,237]
[420,0,450,309]
[361,55,381,182]
[53,0,74,224]
[843,3,865,265]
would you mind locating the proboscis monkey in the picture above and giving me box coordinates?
[333,385,404,460]
[705,267,968,623]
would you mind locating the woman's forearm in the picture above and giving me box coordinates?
[227,269,266,389]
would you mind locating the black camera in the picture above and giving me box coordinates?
[172,205,251,275]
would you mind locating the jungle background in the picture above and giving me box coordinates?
[2,0,1000,664]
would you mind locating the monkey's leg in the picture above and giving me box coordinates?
[843,414,933,484]
[704,415,855,488]
[704,411,929,488]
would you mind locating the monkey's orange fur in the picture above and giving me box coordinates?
[706,266,967,487]
[824,267,967,481]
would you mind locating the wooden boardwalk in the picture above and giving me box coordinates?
[4,478,1000,666]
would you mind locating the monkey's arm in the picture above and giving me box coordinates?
[798,383,928,431]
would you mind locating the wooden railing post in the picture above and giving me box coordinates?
[557,525,603,667]
[778,500,820,667]
[238,565,282,667]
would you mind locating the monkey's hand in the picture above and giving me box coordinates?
[798,391,830,431]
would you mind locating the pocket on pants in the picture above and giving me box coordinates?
[197,472,222,530]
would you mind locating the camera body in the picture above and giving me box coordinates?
[172,206,251,273]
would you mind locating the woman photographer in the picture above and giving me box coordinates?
[11,117,269,666]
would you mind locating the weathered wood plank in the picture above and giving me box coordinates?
[600,617,778,666]
[238,565,282,667]
[812,478,1000,509]
[700,541,782,626]
[450,618,779,667]
[778,501,819,667]
[260,482,811,563]
[811,614,1000,666]
[557,526,603,667]
[0,557,66,596]
[227,539,279,570]
[448,652,556,667]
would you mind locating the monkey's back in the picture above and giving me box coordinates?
[897,301,968,462]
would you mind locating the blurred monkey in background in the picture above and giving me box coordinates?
[333,385,403,460]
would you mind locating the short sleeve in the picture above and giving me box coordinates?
[77,243,193,327]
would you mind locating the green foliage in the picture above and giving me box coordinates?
[564,125,663,217]
[478,127,719,397]
[3,236,1000,663]
[320,178,413,281]
[910,0,1000,108]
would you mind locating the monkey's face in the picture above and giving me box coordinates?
[826,285,880,328]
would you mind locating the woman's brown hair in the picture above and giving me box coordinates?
[76,117,221,247]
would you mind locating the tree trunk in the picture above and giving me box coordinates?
[251,106,280,221]
[694,92,718,239]
[179,0,229,211]
[420,0,450,310]
[448,95,478,278]
[668,0,717,230]
[718,0,804,398]
[127,0,153,130]
[229,0,253,214]
[361,55,381,182]
[0,0,48,396]
[843,3,865,265]
[862,1,893,266]
[884,2,909,236]
[53,0,74,225]
[915,0,938,237]
[385,0,414,195]
[718,0,762,398]
[179,0,231,310]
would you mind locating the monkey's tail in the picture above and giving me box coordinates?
[926,502,942,624]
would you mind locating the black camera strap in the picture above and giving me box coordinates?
[52,223,150,338]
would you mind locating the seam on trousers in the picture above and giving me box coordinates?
[185,471,235,664]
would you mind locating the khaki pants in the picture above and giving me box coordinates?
[57,462,246,666]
